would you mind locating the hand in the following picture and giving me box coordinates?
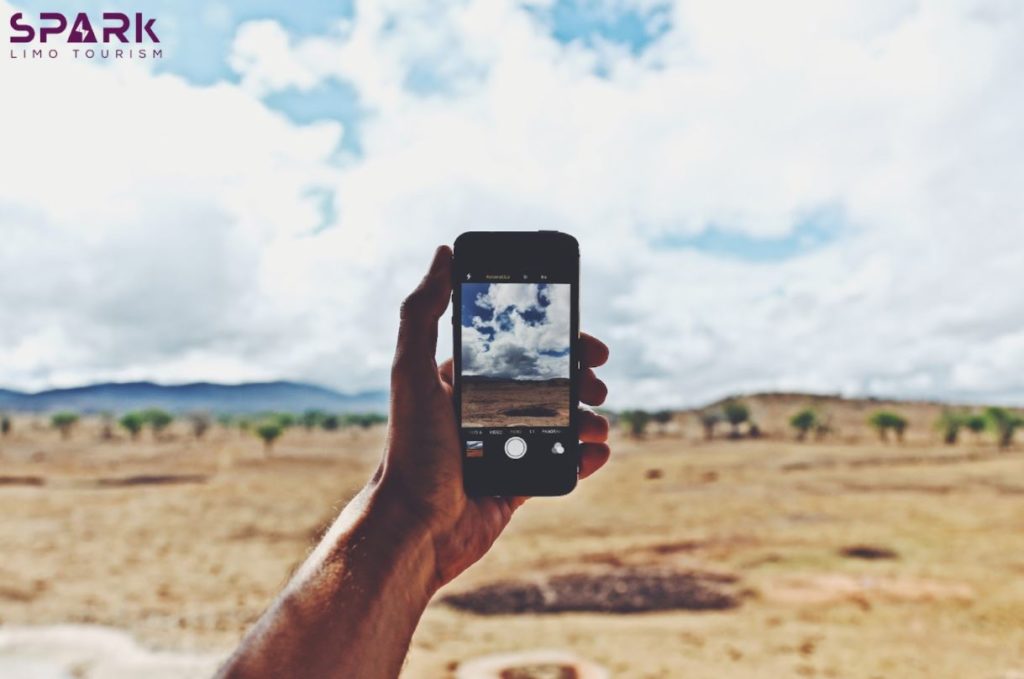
[376,245,611,590]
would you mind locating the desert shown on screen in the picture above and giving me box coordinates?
[461,282,570,428]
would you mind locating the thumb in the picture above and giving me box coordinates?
[392,246,453,385]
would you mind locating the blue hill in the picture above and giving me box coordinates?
[0,381,388,415]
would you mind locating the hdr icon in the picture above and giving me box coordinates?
[9,12,159,44]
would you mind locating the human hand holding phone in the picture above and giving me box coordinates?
[381,244,611,586]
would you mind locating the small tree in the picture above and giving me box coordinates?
[188,412,212,440]
[321,414,341,431]
[301,409,326,431]
[257,423,283,455]
[868,411,908,443]
[698,411,721,441]
[1,414,11,437]
[272,412,296,429]
[935,410,965,445]
[141,408,174,440]
[652,410,674,435]
[789,408,818,442]
[345,413,386,429]
[120,412,145,440]
[620,410,651,438]
[722,400,750,439]
[51,411,79,440]
[985,407,1024,450]
[964,414,987,442]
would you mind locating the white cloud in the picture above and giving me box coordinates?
[462,283,571,380]
[1,0,1023,408]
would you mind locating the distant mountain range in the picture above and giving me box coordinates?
[0,381,389,415]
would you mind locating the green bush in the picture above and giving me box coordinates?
[935,410,966,445]
[301,409,327,430]
[256,423,283,455]
[985,407,1024,449]
[789,408,818,441]
[51,411,79,440]
[120,412,145,440]
[722,400,750,438]
[697,410,721,441]
[868,411,908,443]
[139,408,174,438]
[620,410,651,438]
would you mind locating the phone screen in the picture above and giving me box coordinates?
[455,231,579,496]
[460,281,572,430]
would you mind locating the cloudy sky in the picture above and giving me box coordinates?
[1,0,1022,408]
[461,283,571,380]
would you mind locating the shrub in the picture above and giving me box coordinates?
[321,414,341,431]
[301,409,327,431]
[188,412,212,440]
[51,411,79,440]
[722,400,750,438]
[620,410,651,438]
[0,414,10,437]
[139,408,174,439]
[652,410,674,435]
[789,409,818,442]
[698,411,721,441]
[868,411,908,443]
[120,412,145,440]
[985,407,1024,449]
[256,423,283,455]
[935,410,966,445]
[964,414,987,441]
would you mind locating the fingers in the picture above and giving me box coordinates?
[580,368,607,406]
[438,358,454,386]
[579,443,611,480]
[580,409,609,442]
[580,332,609,368]
[393,246,453,386]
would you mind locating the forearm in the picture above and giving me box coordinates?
[217,483,438,679]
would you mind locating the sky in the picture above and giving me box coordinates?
[461,283,571,380]
[1,0,1023,408]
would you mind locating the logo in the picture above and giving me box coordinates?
[9,12,163,61]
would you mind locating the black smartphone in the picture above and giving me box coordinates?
[453,231,580,497]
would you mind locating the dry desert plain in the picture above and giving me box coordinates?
[1,394,1023,678]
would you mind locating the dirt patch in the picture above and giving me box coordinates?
[442,568,742,615]
[0,475,44,487]
[93,474,209,488]
[840,545,899,560]
[503,406,560,418]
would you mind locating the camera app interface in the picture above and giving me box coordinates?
[460,279,572,464]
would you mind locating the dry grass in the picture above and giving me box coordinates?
[0,401,1023,678]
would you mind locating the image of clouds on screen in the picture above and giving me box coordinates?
[461,283,570,381]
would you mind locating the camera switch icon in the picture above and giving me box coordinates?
[551,442,565,454]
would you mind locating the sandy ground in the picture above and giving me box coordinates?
[1,410,1023,678]
[461,379,571,427]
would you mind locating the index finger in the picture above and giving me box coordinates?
[580,332,609,368]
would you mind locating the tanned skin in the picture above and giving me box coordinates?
[217,245,610,679]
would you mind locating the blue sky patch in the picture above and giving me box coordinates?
[524,0,671,55]
[654,206,847,262]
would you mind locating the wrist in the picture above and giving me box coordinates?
[351,479,442,602]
